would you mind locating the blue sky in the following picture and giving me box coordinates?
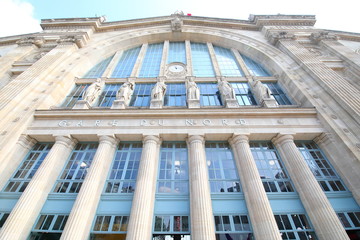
[0,0,359,37]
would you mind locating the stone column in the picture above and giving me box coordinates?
[159,40,169,76]
[0,135,76,240]
[130,43,148,77]
[207,43,221,76]
[185,40,193,76]
[229,134,281,240]
[0,135,36,190]
[61,135,118,240]
[102,51,123,78]
[272,134,349,240]
[187,135,216,240]
[126,135,161,240]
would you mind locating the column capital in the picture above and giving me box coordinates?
[267,31,297,46]
[142,135,161,145]
[17,134,37,150]
[97,135,119,146]
[272,133,295,146]
[313,132,334,146]
[16,37,44,48]
[229,134,250,146]
[53,135,78,149]
[187,135,205,145]
[310,31,339,43]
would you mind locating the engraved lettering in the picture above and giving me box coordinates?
[95,120,101,126]
[158,119,164,126]
[76,120,83,127]
[140,119,147,126]
[186,119,195,126]
[111,120,119,126]
[58,120,68,127]
[203,119,212,126]
[222,119,229,126]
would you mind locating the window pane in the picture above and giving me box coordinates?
[84,56,113,78]
[214,46,243,76]
[191,42,215,77]
[111,47,141,78]
[168,42,186,64]
[139,43,163,78]
[241,54,270,76]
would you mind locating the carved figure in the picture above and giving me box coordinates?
[82,78,104,104]
[187,78,200,100]
[253,80,272,100]
[151,80,167,100]
[116,81,134,102]
[218,78,236,99]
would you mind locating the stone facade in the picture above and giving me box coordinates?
[0,13,359,240]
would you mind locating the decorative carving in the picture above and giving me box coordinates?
[171,15,183,32]
[310,31,339,43]
[16,37,44,47]
[308,48,323,56]
[165,62,187,78]
[268,31,296,45]
[82,78,104,105]
[57,35,84,48]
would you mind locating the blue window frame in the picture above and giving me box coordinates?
[0,212,9,228]
[96,84,121,107]
[168,42,186,64]
[264,82,292,105]
[53,143,98,193]
[61,84,88,108]
[296,142,347,192]
[157,142,188,194]
[250,142,294,193]
[129,84,153,107]
[337,211,360,238]
[205,142,241,193]
[111,47,141,78]
[153,215,190,233]
[198,83,222,106]
[231,82,257,106]
[3,143,53,193]
[241,54,270,77]
[275,214,317,240]
[214,46,244,77]
[29,214,68,240]
[104,142,142,194]
[164,83,186,107]
[214,214,253,239]
[191,42,215,77]
[139,43,164,78]
[84,56,113,78]
[92,215,129,233]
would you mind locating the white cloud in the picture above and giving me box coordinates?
[0,0,42,38]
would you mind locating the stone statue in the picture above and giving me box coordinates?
[252,80,272,100]
[116,81,134,102]
[82,78,104,104]
[151,80,167,100]
[187,78,200,100]
[218,78,236,100]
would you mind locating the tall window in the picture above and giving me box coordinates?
[337,211,360,238]
[153,215,190,235]
[111,47,141,78]
[139,43,164,78]
[205,142,241,193]
[129,84,153,107]
[157,142,188,194]
[231,82,257,106]
[92,215,129,234]
[84,56,113,78]
[250,142,294,193]
[96,84,121,107]
[104,142,142,194]
[164,83,186,107]
[264,82,292,105]
[296,142,346,192]
[241,54,270,77]
[29,214,68,240]
[0,212,9,229]
[214,214,253,239]
[198,83,222,106]
[191,42,215,77]
[275,214,317,240]
[61,84,88,108]
[3,143,53,193]
[53,143,98,193]
[214,46,243,77]
[168,42,186,64]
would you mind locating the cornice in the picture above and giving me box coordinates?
[250,14,316,27]
[33,108,317,119]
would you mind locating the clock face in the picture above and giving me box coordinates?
[169,64,184,72]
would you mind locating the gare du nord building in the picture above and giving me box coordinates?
[0,12,359,240]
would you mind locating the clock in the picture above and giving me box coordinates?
[168,64,185,73]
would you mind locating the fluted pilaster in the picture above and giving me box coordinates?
[61,135,118,240]
[126,135,161,240]
[272,134,349,240]
[0,135,36,190]
[0,135,76,240]
[187,135,216,240]
[229,134,281,240]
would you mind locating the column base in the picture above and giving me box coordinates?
[150,99,163,109]
[73,100,91,109]
[224,99,239,108]
[187,99,200,108]
[261,98,278,108]
[111,100,126,109]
